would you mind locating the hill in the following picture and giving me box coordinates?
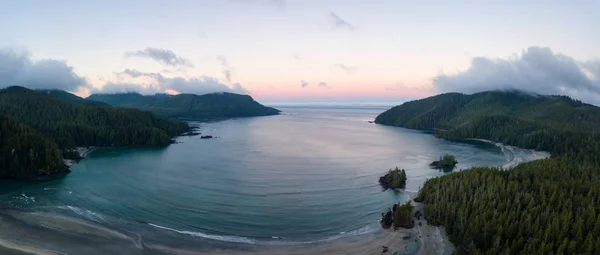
[87,92,280,120]
[36,89,109,107]
[375,90,600,157]
[376,90,600,254]
[0,86,191,150]
[0,114,67,180]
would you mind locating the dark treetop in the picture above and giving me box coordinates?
[0,86,192,180]
[429,154,458,169]
[0,114,67,180]
[87,92,280,120]
[378,167,407,189]
[377,90,600,254]
[375,90,600,159]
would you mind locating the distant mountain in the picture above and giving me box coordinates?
[87,92,280,120]
[36,89,109,107]
[375,90,600,155]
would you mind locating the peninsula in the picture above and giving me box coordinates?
[0,86,192,180]
[375,90,600,254]
[87,92,280,120]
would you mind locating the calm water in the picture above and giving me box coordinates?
[0,106,513,245]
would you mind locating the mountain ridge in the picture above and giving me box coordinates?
[87,92,280,120]
[375,90,600,156]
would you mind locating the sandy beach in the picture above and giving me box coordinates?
[63,147,98,167]
[466,138,551,169]
[0,195,453,255]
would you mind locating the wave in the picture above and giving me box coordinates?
[148,223,257,244]
[55,205,107,223]
[148,222,379,246]
[10,194,36,206]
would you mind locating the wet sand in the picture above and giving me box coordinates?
[467,138,550,169]
[63,147,98,167]
[0,206,451,255]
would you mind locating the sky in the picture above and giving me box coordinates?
[0,0,599,104]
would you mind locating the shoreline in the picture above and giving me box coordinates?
[0,208,411,255]
[1,134,548,254]
[0,194,453,255]
[63,146,98,168]
[466,138,551,168]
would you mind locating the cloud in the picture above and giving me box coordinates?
[217,56,233,83]
[166,76,247,95]
[99,82,161,94]
[318,81,330,88]
[230,0,285,10]
[433,46,600,104]
[385,82,433,92]
[335,63,357,73]
[125,48,193,67]
[329,12,355,31]
[119,69,161,79]
[106,69,248,95]
[231,82,249,94]
[292,52,303,62]
[0,48,86,91]
[301,80,308,88]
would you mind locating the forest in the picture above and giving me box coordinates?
[0,86,192,179]
[377,91,600,254]
[379,167,407,189]
[0,114,67,180]
[88,91,280,120]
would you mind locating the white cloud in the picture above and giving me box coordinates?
[125,48,193,68]
[99,69,248,95]
[434,46,600,104]
[329,12,355,31]
[334,63,357,73]
[0,48,86,91]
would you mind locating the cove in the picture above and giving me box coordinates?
[0,106,518,246]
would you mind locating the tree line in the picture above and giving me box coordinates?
[0,86,192,179]
[376,90,600,254]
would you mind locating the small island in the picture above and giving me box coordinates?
[429,154,458,169]
[378,167,407,190]
[380,201,414,229]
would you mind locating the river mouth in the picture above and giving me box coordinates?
[0,106,526,250]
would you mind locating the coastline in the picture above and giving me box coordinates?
[63,146,98,168]
[0,199,453,255]
[466,138,551,168]
[0,207,437,255]
[0,130,550,254]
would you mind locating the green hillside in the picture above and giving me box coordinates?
[36,89,109,107]
[0,114,67,180]
[375,91,600,157]
[87,92,280,120]
[377,90,600,254]
[0,86,191,149]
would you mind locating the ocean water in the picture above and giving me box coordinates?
[0,106,520,247]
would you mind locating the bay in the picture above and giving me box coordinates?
[0,106,513,245]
